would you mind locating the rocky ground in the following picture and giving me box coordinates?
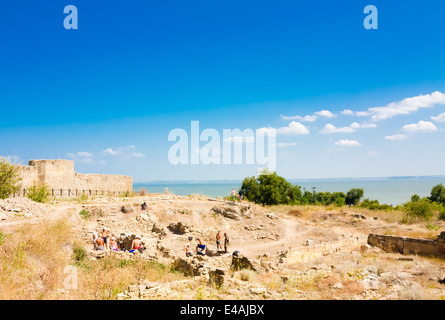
[1,194,444,300]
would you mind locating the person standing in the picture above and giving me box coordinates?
[141,202,147,214]
[216,231,222,250]
[224,233,230,253]
[238,189,244,202]
[92,228,100,250]
[231,188,237,201]
[102,227,109,250]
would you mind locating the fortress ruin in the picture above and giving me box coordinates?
[15,159,133,195]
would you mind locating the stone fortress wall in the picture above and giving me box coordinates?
[15,159,133,193]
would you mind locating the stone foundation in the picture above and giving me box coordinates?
[367,232,445,259]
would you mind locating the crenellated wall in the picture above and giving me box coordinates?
[15,159,133,194]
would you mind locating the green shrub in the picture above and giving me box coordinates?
[26,184,52,203]
[439,210,445,221]
[334,196,346,207]
[0,157,22,199]
[72,243,87,261]
[79,209,90,219]
[403,198,442,221]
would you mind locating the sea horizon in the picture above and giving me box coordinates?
[134,174,445,185]
[133,175,445,206]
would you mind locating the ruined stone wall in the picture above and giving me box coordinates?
[367,232,445,259]
[284,236,364,265]
[15,159,133,194]
[73,173,133,192]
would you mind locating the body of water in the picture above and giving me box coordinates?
[134,176,445,206]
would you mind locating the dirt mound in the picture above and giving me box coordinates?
[0,197,46,220]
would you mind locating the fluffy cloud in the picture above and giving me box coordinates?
[256,127,277,136]
[281,109,335,122]
[401,120,438,133]
[277,121,310,135]
[281,114,317,122]
[384,134,408,141]
[103,148,119,156]
[334,139,362,147]
[277,142,297,147]
[320,121,377,134]
[350,122,377,129]
[356,111,371,117]
[368,91,445,121]
[431,112,445,123]
[340,109,371,117]
[314,110,336,118]
[341,109,355,116]
[320,123,355,134]
[132,152,145,158]
[77,151,93,158]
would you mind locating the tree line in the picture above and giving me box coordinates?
[240,169,445,221]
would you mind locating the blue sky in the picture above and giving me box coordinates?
[1,0,445,181]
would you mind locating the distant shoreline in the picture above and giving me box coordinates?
[134,175,445,185]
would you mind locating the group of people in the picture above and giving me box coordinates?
[184,231,230,258]
[231,188,244,201]
[93,201,234,258]
[93,227,119,251]
[92,227,145,253]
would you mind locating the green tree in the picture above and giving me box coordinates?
[241,170,301,206]
[429,184,445,205]
[0,157,22,199]
[345,188,364,206]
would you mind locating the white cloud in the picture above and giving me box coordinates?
[277,142,297,147]
[350,122,377,129]
[281,114,317,122]
[132,152,145,158]
[277,121,310,135]
[334,139,362,147]
[369,91,445,121]
[281,109,335,122]
[341,109,355,116]
[102,148,120,156]
[256,127,277,136]
[401,120,438,133]
[384,134,408,141]
[431,112,445,123]
[77,151,93,158]
[314,110,336,118]
[340,110,370,117]
[356,111,371,117]
[320,123,355,134]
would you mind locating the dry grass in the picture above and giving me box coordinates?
[0,219,73,299]
[0,218,186,300]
